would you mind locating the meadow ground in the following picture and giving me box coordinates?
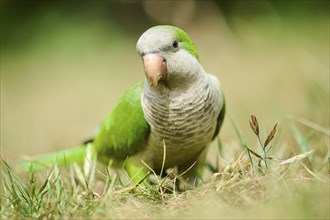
[1,115,329,219]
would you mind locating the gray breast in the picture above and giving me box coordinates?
[141,78,220,168]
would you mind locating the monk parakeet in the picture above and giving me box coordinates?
[22,25,225,185]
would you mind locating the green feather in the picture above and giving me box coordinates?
[19,145,87,171]
[93,80,150,164]
[213,100,225,140]
[173,26,199,61]
[152,25,199,60]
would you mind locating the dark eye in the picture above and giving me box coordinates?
[172,40,179,48]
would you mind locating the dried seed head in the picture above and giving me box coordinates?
[264,123,278,148]
[249,115,259,136]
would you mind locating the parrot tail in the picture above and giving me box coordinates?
[18,144,90,171]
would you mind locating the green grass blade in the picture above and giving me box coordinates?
[228,116,247,148]
[288,115,330,136]
[289,124,313,161]
[228,116,255,170]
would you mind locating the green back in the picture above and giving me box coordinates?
[93,81,150,164]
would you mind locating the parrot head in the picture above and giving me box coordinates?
[136,25,200,88]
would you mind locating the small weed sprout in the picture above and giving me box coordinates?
[249,115,278,171]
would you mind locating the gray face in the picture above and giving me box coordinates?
[137,26,202,91]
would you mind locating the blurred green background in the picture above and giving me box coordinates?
[1,1,329,162]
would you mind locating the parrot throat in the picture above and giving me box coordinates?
[147,68,202,95]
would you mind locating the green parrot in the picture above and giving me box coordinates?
[21,25,225,185]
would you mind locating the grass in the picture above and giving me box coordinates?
[1,115,329,219]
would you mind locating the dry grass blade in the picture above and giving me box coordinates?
[300,162,328,183]
[113,171,150,194]
[231,151,248,175]
[279,150,314,165]
[159,139,167,180]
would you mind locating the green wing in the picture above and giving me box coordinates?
[93,80,150,164]
[212,99,225,140]
[210,74,225,140]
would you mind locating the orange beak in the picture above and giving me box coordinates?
[143,54,167,86]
